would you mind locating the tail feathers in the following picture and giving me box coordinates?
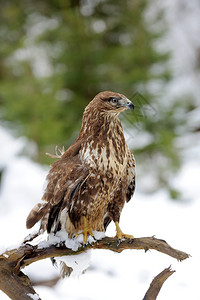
[26,202,50,229]
[47,199,63,233]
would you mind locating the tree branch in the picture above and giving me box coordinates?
[31,276,60,288]
[0,255,41,300]
[0,236,189,300]
[142,266,175,300]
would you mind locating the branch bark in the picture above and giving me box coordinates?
[142,266,175,300]
[0,236,189,300]
[0,255,41,300]
[31,276,60,287]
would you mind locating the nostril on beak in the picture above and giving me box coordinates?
[128,102,134,111]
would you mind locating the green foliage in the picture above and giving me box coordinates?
[0,0,195,194]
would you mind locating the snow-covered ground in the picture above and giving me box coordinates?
[0,122,199,300]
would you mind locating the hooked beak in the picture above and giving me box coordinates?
[120,98,134,111]
[125,100,134,111]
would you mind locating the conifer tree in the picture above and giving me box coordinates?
[0,0,195,194]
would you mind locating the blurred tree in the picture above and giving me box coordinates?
[0,0,195,195]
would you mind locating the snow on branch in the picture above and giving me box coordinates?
[0,235,189,300]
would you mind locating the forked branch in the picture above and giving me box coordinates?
[0,236,189,300]
[143,266,175,300]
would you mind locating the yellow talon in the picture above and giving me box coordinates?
[115,221,134,240]
[75,217,95,245]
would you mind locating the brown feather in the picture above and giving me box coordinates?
[26,202,50,229]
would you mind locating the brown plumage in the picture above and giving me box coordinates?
[26,91,135,244]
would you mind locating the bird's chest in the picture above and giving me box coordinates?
[80,137,128,182]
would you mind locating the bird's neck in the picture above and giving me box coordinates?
[79,106,127,172]
[80,107,121,139]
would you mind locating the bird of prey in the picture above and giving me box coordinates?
[26,91,135,246]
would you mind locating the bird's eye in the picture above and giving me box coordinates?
[109,97,118,104]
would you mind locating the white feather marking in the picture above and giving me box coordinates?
[59,208,68,230]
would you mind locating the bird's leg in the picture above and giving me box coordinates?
[115,221,134,245]
[75,216,95,246]
[82,216,95,245]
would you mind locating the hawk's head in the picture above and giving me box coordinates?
[92,91,134,115]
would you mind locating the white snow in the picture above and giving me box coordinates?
[33,229,105,276]
[56,251,91,277]
[27,293,40,300]
[2,253,9,258]
[36,229,105,252]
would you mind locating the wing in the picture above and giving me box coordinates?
[45,156,89,233]
[103,149,135,230]
[126,149,136,202]
[26,138,89,231]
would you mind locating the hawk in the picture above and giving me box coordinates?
[26,91,135,246]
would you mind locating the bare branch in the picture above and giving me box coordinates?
[90,236,189,261]
[0,236,190,300]
[0,255,41,300]
[31,276,60,287]
[142,266,175,300]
